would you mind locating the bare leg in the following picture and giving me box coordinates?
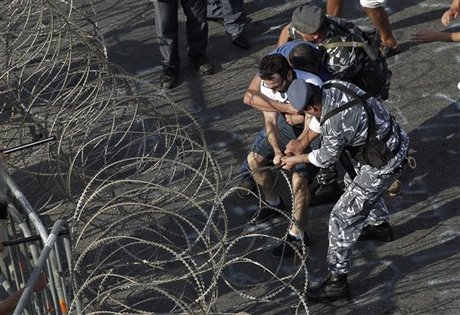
[326,0,343,16]
[247,152,279,202]
[362,6,397,47]
[289,173,310,236]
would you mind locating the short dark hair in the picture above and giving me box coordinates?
[258,54,292,80]
[309,85,322,106]
[288,44,322,74]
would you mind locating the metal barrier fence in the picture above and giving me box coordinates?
[0,162,81,315]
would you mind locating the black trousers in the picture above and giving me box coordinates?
[154,0,208,67]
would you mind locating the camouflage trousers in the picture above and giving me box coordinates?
[327,163,402,275]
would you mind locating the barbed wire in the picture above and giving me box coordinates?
[0,1,308,313]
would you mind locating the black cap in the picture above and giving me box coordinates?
[291,4,325,35]
[287,79,313,111]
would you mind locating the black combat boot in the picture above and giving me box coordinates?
[160,66,179,89]
[358,222,394,242]
[307,273,351,302]
[188,54,214,75]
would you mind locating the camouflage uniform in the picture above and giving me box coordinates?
[308,80,409,275]
[320,17,391,101]
[314,16,392,188]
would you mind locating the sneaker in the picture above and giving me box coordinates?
[237,177,256,198]
[271,232,309,258]
[310,183,342,206]
[380,44,401,58]
[228,32,251,50]
[387,179,402,197]
[248,199,285,225]
[358,222,394,242]
[160,66,179,89]
[188,54,214,75]
[307,273,352,302]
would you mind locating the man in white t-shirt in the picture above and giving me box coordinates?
[242,53,323,258]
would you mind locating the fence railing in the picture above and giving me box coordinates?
[0,162,81,314]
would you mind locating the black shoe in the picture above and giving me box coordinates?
[271,232,309,258]
[310,183,342,206]
[237,177,256,198]
[380,44,401,58]
[358,222,394,242]
[307,273,351,302]
[248,199,285,225]
[228,32,251,50]
[160,66,179,89]
[188,54,214,75]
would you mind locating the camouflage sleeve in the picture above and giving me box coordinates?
[308,116,350,168]
[324,44,361,79]
[308,84,368,168]
[322,20,368,79]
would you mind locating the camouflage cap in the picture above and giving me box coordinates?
[291,4,325,35]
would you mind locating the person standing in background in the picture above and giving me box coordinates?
[411,0,460,43]
[154,0,214,90]
[207,0,250,49]
[326,0,400,57]
[441,0,460,26]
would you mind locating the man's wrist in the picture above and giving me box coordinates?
[299,137,309,149]
[303,154,309,164]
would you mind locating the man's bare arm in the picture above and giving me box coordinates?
[263,111,284,166]
[243,75,299,114]
[285,127,320,156]
[277,24,291,47]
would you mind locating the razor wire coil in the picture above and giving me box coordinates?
[0,1,309,314]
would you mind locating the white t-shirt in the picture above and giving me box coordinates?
[259,69,323,132]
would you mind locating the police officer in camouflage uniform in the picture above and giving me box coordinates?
[281,79,409,301]
[277,3,392,205]
[278,3,391,100]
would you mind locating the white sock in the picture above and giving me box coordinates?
[265,197,281,207]
[289,230,303,240]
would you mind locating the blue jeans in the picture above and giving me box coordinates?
[241,128,265,181]
[207,0,245,35]
[246,114,319,183]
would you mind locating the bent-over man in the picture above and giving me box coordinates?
[243,54,323,258]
